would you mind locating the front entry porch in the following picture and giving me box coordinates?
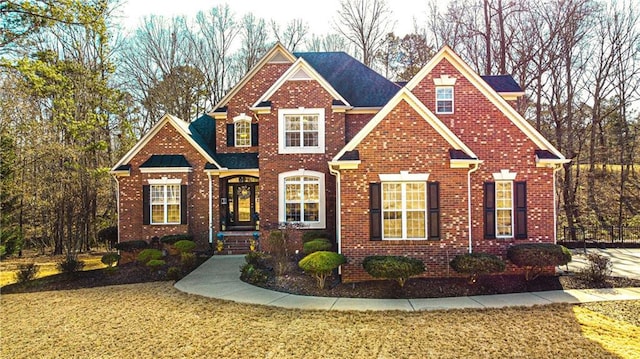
[221,175,259,232]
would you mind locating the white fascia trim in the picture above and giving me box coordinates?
[492,169,517,181]
[212,112,227,120]
[278,169,326,229]
[450,159,484,169]
[499,92,525,100]
[251,58,351,109]
[406,46,566,160]
[111,114,222,171]
[333,88,477,162]
[140,167,193,174]
[278,108,326,154]
[217,169,260,178]
[148,178,182,185]
[327,160,361,170]
[109,170,130,177]
[211,42,295,111]
[536,157,572,168]
[345,107,382,114]
[379,171,430,182]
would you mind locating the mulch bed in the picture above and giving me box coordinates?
[251,259,640,299]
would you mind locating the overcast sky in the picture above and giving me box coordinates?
[115,0,433,36]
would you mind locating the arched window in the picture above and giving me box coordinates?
[278,170,325,229]
[234,115,252,147]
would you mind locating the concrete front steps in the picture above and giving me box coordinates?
[216,231,259,255]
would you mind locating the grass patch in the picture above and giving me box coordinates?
[1,282,638,358]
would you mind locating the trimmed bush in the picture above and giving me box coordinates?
[167,266,182,281]
[146,259,166,270]
[58,256,85,274]
[303,238,332,254]
[578,253,612,283]
[240,263,269,285]
[160,234,193,245]
[298,251,346,289]
[174,240,196,254]
[114,240,148,252]
[507,243,572,281]
[362,255,425,287]
[245,251,270,269]
[302,230,330,243]
[450,253,506,284]
[15,263,38,283]
[97,226,118,248]
[101,252,121,268]
[137,249,163,264]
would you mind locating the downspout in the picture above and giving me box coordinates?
[552,164,563,244]
[328,164,341,256]
[467,163,480,253]
[207,172,213,247]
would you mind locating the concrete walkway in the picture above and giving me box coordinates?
[175,250,640,312]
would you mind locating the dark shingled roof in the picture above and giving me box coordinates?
[140,155,191,168]
[188,114,217,161]
[294,52,401,107]
[481,75,523,93]
[535,149,560,160]
[114,164,131,171]
[339,150,360,161]
[449,149,476,160]
[213,106,227,113]
[216,153,259,169]
[255,100,271,108]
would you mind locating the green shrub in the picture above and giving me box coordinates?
[298,251,346,289]
[101,252,121,268]
[146,259,166,270]
[114,240,149,252]
[57,256,85,274]
[0,228,23,257]
[245,251,270,269]
[362,255,425,287]
[449,252,506,284]
[160,234,193,245]
[240,263,269,285]
[97,226,118,247]
[15,263,38,283]
[578,253,612,284]
[303,238,332,254]
[507,243,572,281]
[137,249,163,264]
[301,230,330,243]
[0,245,6,258]
[167,266,182,281]
[174,240,196,254]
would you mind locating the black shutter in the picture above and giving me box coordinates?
[226,123,234,147]
[484,182,496,239]
[181,185,188,225]
[427,182,440,240]
[514,181,527,239]
[251,123,258,146]
[369,183,382,241]
[142,185,150,225]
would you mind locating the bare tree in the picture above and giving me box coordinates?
[305,33,349,52]
[237,13,269,75]
[271,18,308,52]
[333,0,394,67]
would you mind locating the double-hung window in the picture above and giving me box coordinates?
[278,108,325,154]
[278,170,325,228]
[151,184,181,224]
[495,181,513,237]
[436,87,454,114]
[382,182,427,239]
[235,119,251,147]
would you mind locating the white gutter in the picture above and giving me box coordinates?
[328,164,342,256]
[552,164,563,244]
[207,172,213,246]
[467,162,480,253]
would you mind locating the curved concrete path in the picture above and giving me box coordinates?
[175,251,640,312]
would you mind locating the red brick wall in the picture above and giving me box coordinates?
[117,122,215,250]
[345,113,375,142]
[339,57,556,282]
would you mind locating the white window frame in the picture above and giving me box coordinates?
[278,170,325,229]
[495,181,514,238]
[381,181,428,240]
[233,114,252,147]
[278,108,325,154]
[148,178,182,225]
[435,87,454,114]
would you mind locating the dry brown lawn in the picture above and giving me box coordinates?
[2,282,639,358]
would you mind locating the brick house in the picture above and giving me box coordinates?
[111,43,568,282]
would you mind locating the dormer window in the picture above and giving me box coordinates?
[436,87,453,114]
